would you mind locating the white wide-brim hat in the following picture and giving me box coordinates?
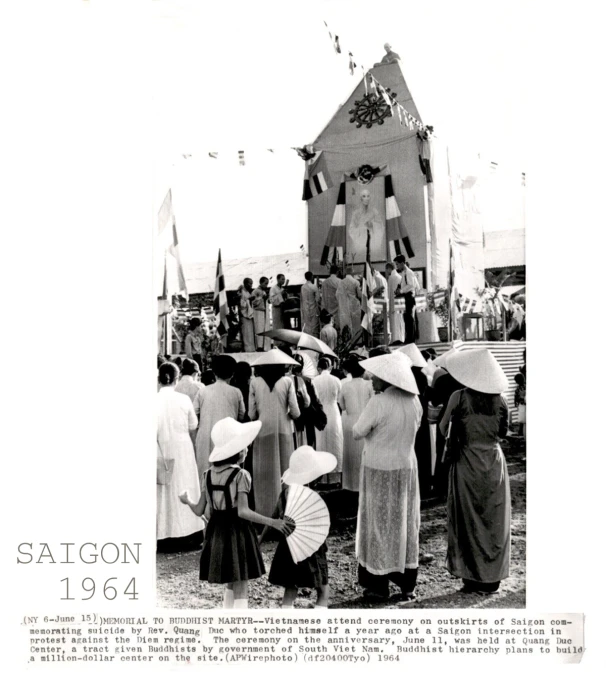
[444,348,509,394]
[397,343,427,368]
[359,351,419,395]
[282,446,338,486]
[208,418,262,463]
[252,348,299,367]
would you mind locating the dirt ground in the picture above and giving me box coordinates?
[156,439,525,610]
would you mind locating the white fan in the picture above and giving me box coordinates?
[296,350,319,378]
[284,484,330,563]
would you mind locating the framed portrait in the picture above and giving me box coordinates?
[345,178,386,265]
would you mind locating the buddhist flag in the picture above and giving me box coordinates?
[302,151,333,200]
[385,174,415,258]
[361,262,375,334]
[158,189,188,300]
[320,177,346,266]
[158,254,172,316]
[214,249,229,340]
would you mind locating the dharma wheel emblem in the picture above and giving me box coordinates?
[349,90,397,129]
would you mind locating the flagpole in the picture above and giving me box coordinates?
[384,224,389,347]
[448,240,453,343]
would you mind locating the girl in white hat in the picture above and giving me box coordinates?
[263,446,337,609]
[180,417,292,609]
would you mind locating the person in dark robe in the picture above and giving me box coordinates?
[439,349,511,594]
[429,357,463,499]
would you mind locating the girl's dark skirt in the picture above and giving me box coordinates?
[268,540,328,589]
[199,508,265,584]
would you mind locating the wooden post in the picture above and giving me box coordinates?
[448,240,453,342]
[384,219,391,347]
[383,303,389,347]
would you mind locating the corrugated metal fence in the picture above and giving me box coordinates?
[418,340,526,423]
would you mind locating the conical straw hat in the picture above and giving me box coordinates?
[397,343,427,368]
[252,348,299,367]
[433,347,459,367]
[359,351,419,395]
[444,348,509,394]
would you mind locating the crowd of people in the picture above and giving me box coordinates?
[157,338,519,607]
[189,255,422,356]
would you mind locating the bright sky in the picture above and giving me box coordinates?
[152,0,529,265]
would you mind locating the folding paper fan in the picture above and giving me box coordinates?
[297,350,319,379]
[284,484,330,563]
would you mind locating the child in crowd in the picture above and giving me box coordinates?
[263,445,337,609]
[180,418,292,609]
[514,372,526,438]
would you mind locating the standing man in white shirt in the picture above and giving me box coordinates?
[394,255,420,344]
[269,274,288,329]
[385,262,405,343]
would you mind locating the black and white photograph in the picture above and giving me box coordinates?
[154,0,527,611]
[6,0,603,670]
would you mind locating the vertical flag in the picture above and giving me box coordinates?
[348,52,356,75]
[385,173,415,258]
[158,189,188,300]
[214,249,229,341]
[169,220,188,301]
[302,151,334,200]
[323,21,340,53]
[320,177,346,266]
[158,253,171,316]
[449,241,459,339]
[361,262,375,334]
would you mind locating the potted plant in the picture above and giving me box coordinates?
[428,287,450,342]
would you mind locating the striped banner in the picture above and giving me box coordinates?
[169,219,188,301]
[302,151,334,200]
[361,262,375,334]
[158,189,188,300]
[213,249,229,340]
[374,296,407,311]
[432,289,447,305]
[320,178,346,266]
[385,174,414,258]
[321,170,415,265]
